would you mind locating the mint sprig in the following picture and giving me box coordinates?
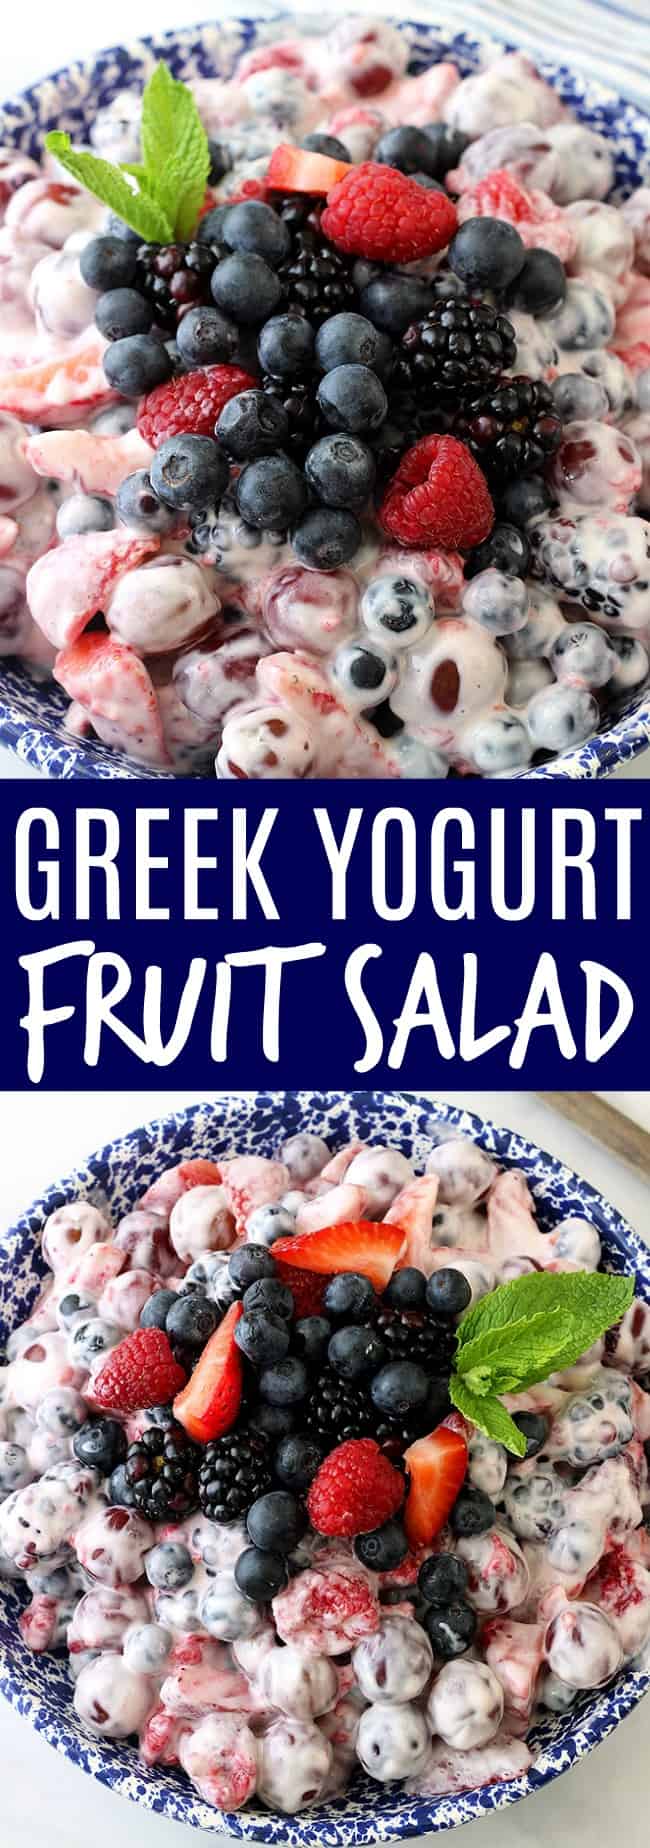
[448,1267,635,1457]
[45,61,210,245]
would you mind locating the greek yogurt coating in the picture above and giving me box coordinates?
[0,19,649,778]
[1,1119,649,1818]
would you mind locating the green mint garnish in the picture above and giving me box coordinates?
[449,1267,635,1457]
[45,60,210,245]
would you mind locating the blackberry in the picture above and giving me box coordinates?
[454,377,563,487]
[261,374,322,458]
[277,225,357,327]
[400,299,516,414]
[123,1423,200,1521]
[135,241,222,331]
[304,1368,375,1446]
[197,1428,273,1522]
[373,1307,457,1374]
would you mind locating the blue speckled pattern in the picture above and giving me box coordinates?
[0,14,649,780]
[0,1090,648,1841]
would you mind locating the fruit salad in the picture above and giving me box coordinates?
[1,1124,649,1815]
[1,19,650,775]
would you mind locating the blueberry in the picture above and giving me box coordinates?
[292,1316,332,1363]
[323,1274,377,1320]
[91,403,138,436]
[108,1462,137,1506]
[291,506,362,571]
[361,574,434,649]
[411,173,446,192]
[229,1246,277,1291]
[383,1268,426,1311]
[315,313,393,377]
[375,125,441,176]
[512,1411,549,1458]
[150,433,229,511]
[95,286,151,342]
[332,640,397,708]
[57,1290,96,1325]
[550,372,608,423]
[145,1540,194,1590]
[509,248,566,317]
[103,334,173,397]
[176,303,239,368]
[70,1318,121,1367]
[216,388,289,461]
[359,273,433,337]
[449,218,526,291]
[165,1291,219,1350]
[249,1401,296,1440]
[526,683,598,752]
[302,132,350,160]
[104,215,141,245]
[212,251,282,324]
[275,1433,323,1491]
[449,1486,496,1537]
[235,1545,288,1602]
[80,235,137,291]
[425,1269,472,1317]
[246,1204,296,1247]
[207,139,231,185]
[418,1552,469,1605]
[56,494,114,538]
[236,453,308,530]
[354,1519,408,1572]
[422,1599,477,1659]
[243,1277,294,1320]
[328,1326,387,1381]
[197,205,230,243]
[235,1310,290,1367]
[371,1362,429,1417]
[73,1417,126,1475]
[420,123,469,178]
[259,1356,309,1406]
[550,622,615,688]
[140,1288,177,1331]
[499,474,552,528]
[222,200,290,269]
[317,363,387,436]
[465,523,530,581]
[258,311,315,379]
[247,1489,305,1554]
[305,434,376,509]
[115,468,178,534]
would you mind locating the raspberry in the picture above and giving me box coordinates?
[307,1437,405,1537]
[274,1260,330,1317]
[137,365,257,447]
[459,170,536,225]
[380,434,494,550]
[93,1328,187,1415]
[321,163,457,264]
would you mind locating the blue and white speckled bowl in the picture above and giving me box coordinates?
[1,16,650,780]
[0,1090,648,1840]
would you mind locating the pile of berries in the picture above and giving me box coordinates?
[83,148,567,567]
[87,1216,498,1608]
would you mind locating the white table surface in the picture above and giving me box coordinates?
[1,1086,650,1846]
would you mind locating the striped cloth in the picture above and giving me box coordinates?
[412,0,650,112]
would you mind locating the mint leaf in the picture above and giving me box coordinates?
[458,1308,568,1394]
[140,61,210,240]
[456,1269,634,1381]
[44,134,173,242]
[450,1375,527,1457]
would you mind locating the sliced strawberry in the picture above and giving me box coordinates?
[54,632,169,767]
[173,1301,244,1442]
[27,528,160,650]
[271,1220,406,1292]
[266,143,352,194]
[403,1421,468,1549]
[0,332,115,427]
[178,1158,223,1190]
[274,1259,331,1317]
[25,426,154,496]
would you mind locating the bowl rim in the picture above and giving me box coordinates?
[0,1088,649,1843]
[0,12,650,781]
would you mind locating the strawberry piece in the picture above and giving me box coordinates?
[54,633,169,768]
[274,1260,330,1317]
[177,1158,223,1190]
[25,426,154,496]
[307,1438,405,1537]
[266,143,352,195]
[173,1301,244,1442]
[0,333,115,427]
[137,365,256,447]
[380,434,494,550]
[322,163,457,263]
[93,1327,186,1415]
[271,1220,406,1292]
[403,1421,468,1549]
[26,528,160,650]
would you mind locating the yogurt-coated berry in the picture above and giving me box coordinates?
[356,1701,430,1782]
[426,1659,504,1750]
[352,1615,433,1703]
[73,1650,155,1737]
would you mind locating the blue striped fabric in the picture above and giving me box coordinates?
[424,0,650,111]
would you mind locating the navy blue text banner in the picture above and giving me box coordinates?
[2,780,648,1089]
